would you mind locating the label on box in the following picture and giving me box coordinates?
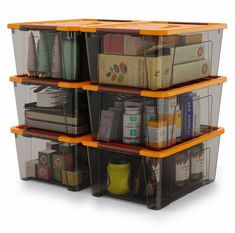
[98,54,172,89]
[191,150,204,174]
[175,158,190,182]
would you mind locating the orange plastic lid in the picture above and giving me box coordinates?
[7,19,134,31]
[82,76,227,98]
[9,75,90,89]
[81,20,227,35]
[10,125,90,144]
[82,127,224,158]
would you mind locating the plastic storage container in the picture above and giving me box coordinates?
[84,76,226,150]
[84,21,226,90]
[83,127,224,209]
[10,75,90,135]
[11,125,90,191]
[8,19,132,81]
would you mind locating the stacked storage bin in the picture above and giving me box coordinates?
[8,19,132,191]
[9,19,227,209]
[81,21,227,209]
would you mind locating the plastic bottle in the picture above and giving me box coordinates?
[123,106,141,144]
[174,152,190,188]
[107,155,130,195]
[62,32,77,81]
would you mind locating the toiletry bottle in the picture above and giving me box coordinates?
[37,31,53,78]
[51,33,62,79]
[107,155,131,195]
[123,106,141,144]
[27,32,37,77]
[146,158,161,197]
[190,144,204,181]
[174,152,190,188]
[143,105,157,144]
[62,32,77,81]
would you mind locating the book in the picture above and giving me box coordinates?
[108,107,124,141]
[25,118,90,135]
[178,93,190,139]
[192,94,201,136]
[172,59,210,85]
[98,53,172,89]
[36,89,63,108]
[25,110,89,125]
[97,110,115,141]
[185,95,193,138]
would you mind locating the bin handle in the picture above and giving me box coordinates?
[98,141,141,155]
[23,128,60,141]
[99,85,142,95]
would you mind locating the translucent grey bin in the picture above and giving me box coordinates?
[84,21,226,90]
[83,127,224,209]
[11,125,90,191]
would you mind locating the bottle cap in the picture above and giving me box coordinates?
[125,106,139,115]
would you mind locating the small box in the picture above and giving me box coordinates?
[25,160,38,178]
[62,170,83,186]
[53,168,62,182]
[38,149,56,166]
[37,164,52,180]
[53,154,74,170]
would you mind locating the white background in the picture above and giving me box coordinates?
[0,0,234,232]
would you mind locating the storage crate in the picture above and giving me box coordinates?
[10,76,90,135]
[11,125,90,191]
[84,21,226,90]
[83,127,224,209]
[84,76,226,150]
[8,19,132,81]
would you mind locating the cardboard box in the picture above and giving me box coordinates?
[62,170,83,186]
[147,120,167,149]
[53,154,74,170]
[179,33,202,45]
[38,149,56,166]
[37,164,52,180]
[25,160,38,178]
[103,34,156,55]
[172,59,210,85]
[98,53,172,89]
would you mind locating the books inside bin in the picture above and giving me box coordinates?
[89,90,214,150]
[87,141,212,208]
[23,86,90,135]
[25,141,89,188]
[87,32,213,90]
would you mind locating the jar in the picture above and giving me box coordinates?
[107,155,131,195]
[174,152,190,188]
[123,106,141,144]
